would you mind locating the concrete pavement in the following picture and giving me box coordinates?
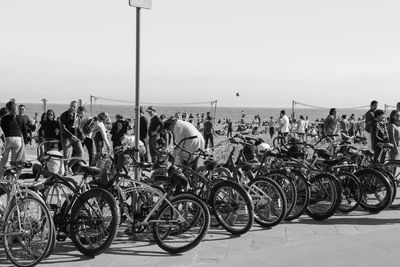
[2,208,400,267]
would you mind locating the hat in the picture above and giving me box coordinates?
[116,114,123,120]
[146,106,156,113]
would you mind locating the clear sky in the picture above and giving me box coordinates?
[1,0,399,108]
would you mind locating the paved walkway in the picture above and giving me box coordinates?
[1,208,400,267]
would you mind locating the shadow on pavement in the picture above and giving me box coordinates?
[292,217,400,225]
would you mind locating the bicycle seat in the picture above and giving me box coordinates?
[361,150,374,157]
[321,158,341,166]
[10,161,32,169]
[340,140,351,145]
[241,160,260,172]
[46,150,64,159]
[354,136,367,142]
[203,159,218,171]
[315,149,332,159]
[384,160,400,168]
[376,143,393,149]
[79,166,102,176]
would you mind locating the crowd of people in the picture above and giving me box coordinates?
[1,99,400,177]
[0,101,210,176]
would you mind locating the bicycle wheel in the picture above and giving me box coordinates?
[337,172,362,213]
[42,176,77,236]
[247,177,287,227]
[307,173,341,220]
[152,193,210,254]
[69,188,120,257]
[210,180,254,235]
[285,169,310,221]
[272,136,285,149]
[3,196,53,267]
[354,168,392,213]
[260,169,297,218]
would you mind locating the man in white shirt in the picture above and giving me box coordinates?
[279,110,290,143]
[164,117,205,169]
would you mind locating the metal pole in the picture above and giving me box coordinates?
[134,7,141,165]
[41,98,47,114]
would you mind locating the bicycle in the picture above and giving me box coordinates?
[171,136,254,236]
[38,161,120,257]
[0,161,54,267]
[85,149,211,254]
[197,136,288,228]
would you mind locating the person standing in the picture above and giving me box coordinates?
[59,101,83,175]
[387,110,400,161]
[203,115,215,149]
[371,109,389,163]
[17,104,36,145]
[139,107,149,161]
[0,100,27,176]
[323,108,338,136]
[110,114,128,150]
[340,114,350,140]
[38,109,61,148]
[147,106,163,163]
[297,115,306,142]
[227,118,233,138]
[268,116,275,139]
[92,112,112,165]
[365,100,378,151]
[279,110,290,143]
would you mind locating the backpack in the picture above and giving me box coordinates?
[81,118,96,135]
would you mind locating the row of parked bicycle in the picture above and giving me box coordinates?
[0,132,398,266]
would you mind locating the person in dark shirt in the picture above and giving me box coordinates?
[203,115,215,149]
[371,109,389,163]
[39,110,60,141]
[17,104,36,145]
[38,109,61,151]
[146,106,163,163]
[110,114,128,150]
[364,100,378,152]
[59,101,83,175]
[0,100,27,176]
[139,107,149,161]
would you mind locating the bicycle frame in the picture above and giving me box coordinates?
[116,177,188,225]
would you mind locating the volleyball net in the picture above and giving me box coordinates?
[89,95,218,120]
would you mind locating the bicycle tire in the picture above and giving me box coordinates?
[210,180,254,235]
[375,167,397,207]
[307,173,342,221]
[3,196,54,267]
[284,169,310,221]
[247,176,287,227]
[152,193,210,254]
[272,136,285,149]
[260,169,297,218]
[69,188,120,257]
[337,172,362,213]
[354,168,392,213]
[42,175,77,236]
